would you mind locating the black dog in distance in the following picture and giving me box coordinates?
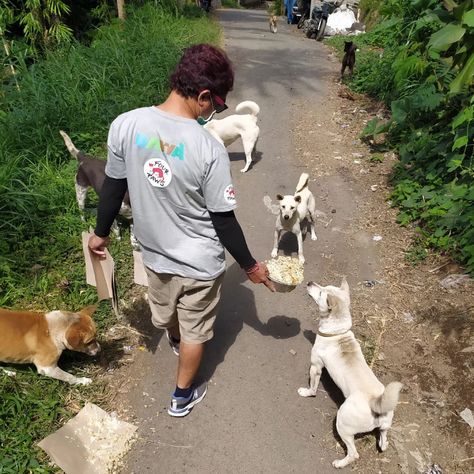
[341,41,357,78]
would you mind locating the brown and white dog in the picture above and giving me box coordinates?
[60,131,133,240]
[298,279,403,468]
[269,15,278,33]
[0,306,100,385]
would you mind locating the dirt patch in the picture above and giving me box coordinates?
[293,48,474,473]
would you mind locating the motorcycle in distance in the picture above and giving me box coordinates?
[303,0,340,41]
[296,0,311,29]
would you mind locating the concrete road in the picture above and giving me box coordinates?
[120,8,366,474]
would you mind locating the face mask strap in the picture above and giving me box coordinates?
[197,109,216,125]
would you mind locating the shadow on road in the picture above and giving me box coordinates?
[228,150,263,171]
[122,296,163,354]
[199,262,301,381]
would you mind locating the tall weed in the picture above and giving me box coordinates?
[0,3,220,305]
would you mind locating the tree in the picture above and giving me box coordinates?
[117,0,126,19]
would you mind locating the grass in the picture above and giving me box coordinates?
[221,0,243,8]
[0,3,220,471]
[405,241,429,266]
[369,153,384,163]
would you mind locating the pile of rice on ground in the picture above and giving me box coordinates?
[266,256,304,286]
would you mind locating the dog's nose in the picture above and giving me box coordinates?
[284,215,289,220]
[307,281,314,287]
[89,343,101,356]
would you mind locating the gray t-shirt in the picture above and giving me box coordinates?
[105,106,237,280]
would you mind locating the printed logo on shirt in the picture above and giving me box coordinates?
[224,184,236,203]
[136,133,185,161]
[144,158,172,188]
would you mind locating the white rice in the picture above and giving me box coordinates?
[267,256,304,286]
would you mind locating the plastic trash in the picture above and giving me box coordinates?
[439,273,471,289]
[459,407,474,428]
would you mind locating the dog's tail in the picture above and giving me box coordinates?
[235,100,260,117]
[295,172,310,193]
[59,130,81,160]
[369,382,403,415]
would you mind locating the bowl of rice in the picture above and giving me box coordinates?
[266,256,304,293]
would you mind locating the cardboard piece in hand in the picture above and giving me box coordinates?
[82,232,119,316]
[133,250,148,287]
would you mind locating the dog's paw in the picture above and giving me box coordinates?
[311,234,317,241]
[332,454,358,469]
[271,249,278,259]
[378,438,388,452]
[299,256,305,265]
[297,387,316,397]
[75,377,92,385]
[240,168,249,173]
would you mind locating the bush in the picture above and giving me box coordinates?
[328,0,474,272]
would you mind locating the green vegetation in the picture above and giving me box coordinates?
[369,153,384,163]
[0,2,220,471]
[328,0,474,272]
[405,240,429,265]
[269,0,283,16]
[222,0,243,8]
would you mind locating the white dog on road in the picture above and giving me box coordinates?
[271,173,317,264]
[298,278,403,468]
[204,100,260,173]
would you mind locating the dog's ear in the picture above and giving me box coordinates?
[326,293,340,312]
[340,277,349,294]
[276,194,284,201]
[80,305,97,317]
[294,195,301,203]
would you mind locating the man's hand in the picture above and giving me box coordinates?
[88,233,109,260]
[245,262,276,292]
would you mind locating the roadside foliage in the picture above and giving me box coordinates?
[336,0,474,272]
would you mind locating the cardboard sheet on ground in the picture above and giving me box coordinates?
[133,250,148,286]
[82,232,119,315]
[37,403,137,474]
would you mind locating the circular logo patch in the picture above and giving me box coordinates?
[144,158,172,188]
[224,184,236,203]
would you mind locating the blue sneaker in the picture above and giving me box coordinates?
[168,382,208,417]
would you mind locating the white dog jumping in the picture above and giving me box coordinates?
[204,100,260,173]
[271,173,317,264]
[298,278,403,469]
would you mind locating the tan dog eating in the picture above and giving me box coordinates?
[0,306,100,385]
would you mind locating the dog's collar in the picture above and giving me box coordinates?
[317,329,351,337]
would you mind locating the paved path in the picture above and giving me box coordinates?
[119,8,372,473]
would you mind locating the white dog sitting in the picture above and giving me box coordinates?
[298,278,403,469]
[204,100,260,173]
[271,173,317,264]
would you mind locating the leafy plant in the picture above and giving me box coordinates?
[405,239,429,265]
[332,0,474,273]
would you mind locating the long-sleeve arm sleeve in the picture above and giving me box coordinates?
[209,210,257,270]
[94,175,128,237]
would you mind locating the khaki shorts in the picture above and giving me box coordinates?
[146,267,225,344]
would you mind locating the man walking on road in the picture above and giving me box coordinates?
[88,44,274,417]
